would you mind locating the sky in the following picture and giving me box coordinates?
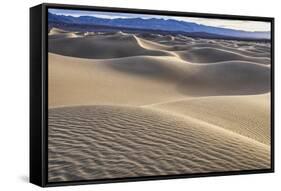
[49,8,270,32]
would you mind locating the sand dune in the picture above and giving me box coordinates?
[49,33,171,59]
[146,93,270,145]
[125,36,270,64]
[176,60,270,96]
[48,30,271,64]
[136,36,191,51]
[48,28,83,40]
[137,33,183,43]
[48,53,188,107]
[49,27,67,35]
[137,36,270,58]
[48,105,270,182]
[49,52,270,107]
[187,43,270,57]
[48,29,271,182]
[175,47,270,65]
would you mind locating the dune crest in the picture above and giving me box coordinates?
[49,32,172,59]
[175,47,270,65]
[146,94,270,145]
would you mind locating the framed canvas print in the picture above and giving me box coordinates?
[30,3,274,187]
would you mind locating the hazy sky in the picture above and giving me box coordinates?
[49,9,270,32]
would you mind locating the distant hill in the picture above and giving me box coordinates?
[48,12,270,40]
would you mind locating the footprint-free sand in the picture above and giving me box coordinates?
[48,28,271,182]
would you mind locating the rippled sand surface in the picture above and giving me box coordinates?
[48,28,271,182]
[48,106,270,182]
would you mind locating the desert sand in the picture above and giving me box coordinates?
[48,28,271,182]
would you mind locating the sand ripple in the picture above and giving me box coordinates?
[48,105,270,182]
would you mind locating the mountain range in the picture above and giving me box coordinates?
[48,12,270,40]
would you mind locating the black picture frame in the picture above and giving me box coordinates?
[30,3,275,187]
